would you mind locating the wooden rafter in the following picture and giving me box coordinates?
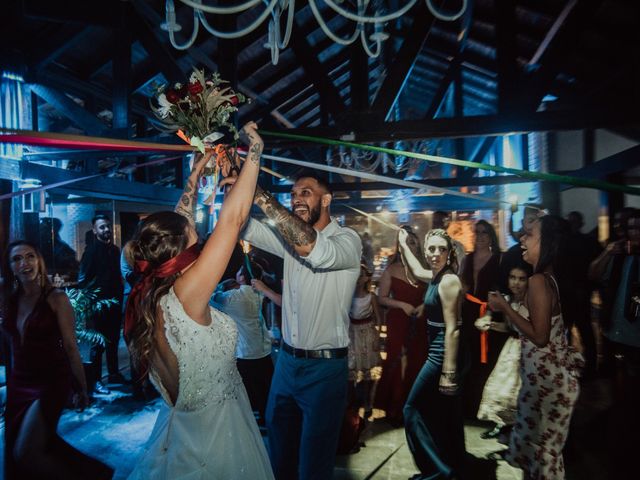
[369,1,432,120]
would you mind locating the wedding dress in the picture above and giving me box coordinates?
[128,287,274,479]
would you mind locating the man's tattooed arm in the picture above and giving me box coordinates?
[254,186,317,254]
[175,151,212,226]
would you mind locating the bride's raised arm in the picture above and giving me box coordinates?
[175,121,263,318]
[174,150,214,227]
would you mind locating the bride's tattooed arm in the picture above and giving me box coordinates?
[175,151,213,227]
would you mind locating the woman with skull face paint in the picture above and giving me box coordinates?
[1,241,113,479]
[399,228,468,479]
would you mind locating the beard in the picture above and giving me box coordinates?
[306,204,321,226]
[294,203,322,226]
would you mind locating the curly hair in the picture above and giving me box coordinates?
[126,212,190,373]
[424,228,459,274]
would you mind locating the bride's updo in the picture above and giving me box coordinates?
[127,211,192,372]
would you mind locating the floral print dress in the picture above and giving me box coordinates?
[505,275,583,479]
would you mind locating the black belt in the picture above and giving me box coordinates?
[282,342,348,359]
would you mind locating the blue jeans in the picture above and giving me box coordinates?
[403,327,466,479]
[266,350,348,480]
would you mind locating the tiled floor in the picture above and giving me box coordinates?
[0,340,621,479]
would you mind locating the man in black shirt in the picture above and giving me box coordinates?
[79,215,124,394]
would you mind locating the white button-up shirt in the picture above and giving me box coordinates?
[242,217,362,350]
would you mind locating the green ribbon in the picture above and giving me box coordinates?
[260,130,640,196]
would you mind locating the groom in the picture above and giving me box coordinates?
[241,172,361,479]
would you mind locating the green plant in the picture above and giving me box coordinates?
[65,287,118,347]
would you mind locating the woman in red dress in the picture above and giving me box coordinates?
[1,241,112,479]
[374,227,428,425]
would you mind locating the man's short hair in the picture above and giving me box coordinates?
[293,171,332,194]
[92,214,111,226]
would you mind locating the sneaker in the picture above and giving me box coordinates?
[107,373,129,385]
[93,381,111,395]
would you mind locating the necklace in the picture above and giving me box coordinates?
[401,254,419,288]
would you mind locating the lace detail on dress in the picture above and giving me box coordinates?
[155,287,243,412]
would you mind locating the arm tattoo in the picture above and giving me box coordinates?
[248,142,262,166]
[175,170,198,226]
[256,193,317,248]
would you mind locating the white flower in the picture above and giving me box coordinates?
[189,71,199,84]
[174,82,182,90]
[157,94,173,118]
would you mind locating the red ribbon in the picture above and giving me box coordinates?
[466,293,489,364]
[124,243,201,343]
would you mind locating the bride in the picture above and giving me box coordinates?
[125,122,274,479]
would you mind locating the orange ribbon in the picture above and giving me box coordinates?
[466,293,489,364]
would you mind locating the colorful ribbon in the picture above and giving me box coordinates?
[3,127,639,199]
[0,155,183,201]
[466,293,489,364]
[124,243,201,372]
[259,129,640,196]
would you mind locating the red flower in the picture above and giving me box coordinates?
[165,89,180,104]
[188,81,203,95]
[177,84,188,98]
[229,95,239,106]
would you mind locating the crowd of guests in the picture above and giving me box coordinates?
[1,123,639,478]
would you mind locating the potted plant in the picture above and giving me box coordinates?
[65,287,118,392]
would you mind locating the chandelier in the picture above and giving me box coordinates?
[161,0,468,65]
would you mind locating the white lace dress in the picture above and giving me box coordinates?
[128,288,274,480]
[476,301,526,427]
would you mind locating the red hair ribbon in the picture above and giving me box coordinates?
[124,243,201,342]
[466,293,489,364]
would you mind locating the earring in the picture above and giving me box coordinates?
[447,257,451,265]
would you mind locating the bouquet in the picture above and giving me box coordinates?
[150,68,248,154]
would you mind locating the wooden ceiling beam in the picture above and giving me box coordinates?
[263,105,640,144]
[369,1,433,120]
[29,83,111,136]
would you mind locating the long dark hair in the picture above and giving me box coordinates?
[535,215,572,319]
[392,226,419,263]
[2,240,51,298]
[126,212,190,371]
[475,219,499,253]
[2,241,52,321]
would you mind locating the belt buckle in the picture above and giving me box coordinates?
[322,350,332,359]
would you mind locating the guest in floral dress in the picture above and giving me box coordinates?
[488,215,583,480]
